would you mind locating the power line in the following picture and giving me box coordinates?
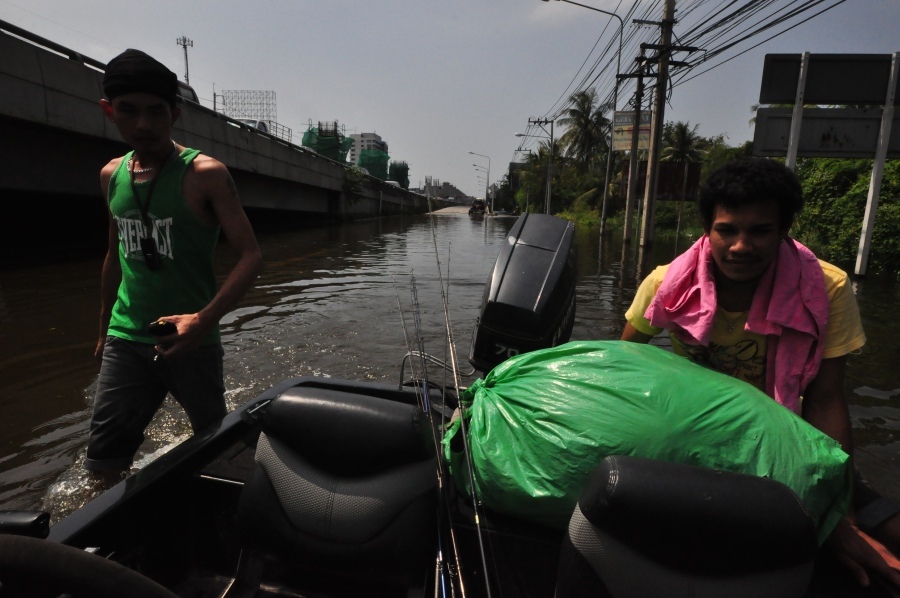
[542,4,622,121]
[672,0,848,87]
[544,0,848,136]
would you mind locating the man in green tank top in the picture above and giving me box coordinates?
[87,49,262,478]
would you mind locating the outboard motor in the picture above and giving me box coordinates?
[468,213,576,374]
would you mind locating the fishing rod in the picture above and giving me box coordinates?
[426,206,496,598]
[410,276,431,409]
[400,352,476,387]
[430,240,475,598]
[410,274,469,598]
[441,241,453,404]
[393,274,464,597]
[397,246,476,394]
[393,274,430,411]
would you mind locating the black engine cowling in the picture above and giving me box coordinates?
[468,213,576,374]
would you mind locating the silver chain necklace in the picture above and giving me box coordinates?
[128,142,178,175]
[128,163,156,174]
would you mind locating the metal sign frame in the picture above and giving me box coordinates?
[752,52,900,276]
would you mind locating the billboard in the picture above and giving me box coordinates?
[759,54,899,105]
[753,52,900,276]
[612,111,652,151]
[753,107,900,158]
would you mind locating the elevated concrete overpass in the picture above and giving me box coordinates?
[0,20,429,220]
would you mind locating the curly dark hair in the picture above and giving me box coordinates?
[697,158,804,231]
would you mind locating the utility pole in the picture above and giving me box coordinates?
[635,0,697,247]
[621,50,647,243]
[176,35,193,84]
[529,117,555,214]
[639,0,675,248]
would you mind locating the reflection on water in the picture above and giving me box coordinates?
[0,211,898,520]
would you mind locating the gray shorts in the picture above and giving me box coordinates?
[85,336,226,473]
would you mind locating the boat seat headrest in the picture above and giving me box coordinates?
[261,387,434,475]
[238,385,439,590]
[579,455,818,574]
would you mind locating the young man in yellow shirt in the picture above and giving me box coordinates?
[622,158,900,590]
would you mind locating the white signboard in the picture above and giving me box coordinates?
[613,111,652,151]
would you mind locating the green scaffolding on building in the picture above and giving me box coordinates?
[301,125,353,162]
[389,161,410,189]
[358,149,390,181]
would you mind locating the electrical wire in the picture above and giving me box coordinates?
[672,0,849,87]
[538,0,850,143]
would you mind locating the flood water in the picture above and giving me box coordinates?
[0,209,897,521]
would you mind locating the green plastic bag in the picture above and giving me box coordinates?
[443,341,852,544]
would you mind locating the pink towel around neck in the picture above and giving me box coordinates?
[644,236,830,413]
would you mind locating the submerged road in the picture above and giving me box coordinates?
[0,211,896,526]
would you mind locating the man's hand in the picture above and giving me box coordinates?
[151,313,209,358]
[872,513,900,558]
[620,322,654,343]
[93,337,106,363]
[828,517,900,589]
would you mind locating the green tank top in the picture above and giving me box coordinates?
[106,147,221,345]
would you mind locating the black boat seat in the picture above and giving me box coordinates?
[555,455,819,598]
[232,386,438,596]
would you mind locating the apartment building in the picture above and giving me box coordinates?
[348,133,389,165]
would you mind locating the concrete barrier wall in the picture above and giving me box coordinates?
[0,30,429,218]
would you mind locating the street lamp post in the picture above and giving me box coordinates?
[473,163,489,200]
[542,0,624,234]
[469,151,491,213]
[474,164,489,200]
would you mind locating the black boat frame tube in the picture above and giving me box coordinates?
[0,534,177,598]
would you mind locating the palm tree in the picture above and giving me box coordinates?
[557,89,611,173]
[517,140,564,214]
[661,121,706,246]
[516,149,544,212]
[749,103,761,128]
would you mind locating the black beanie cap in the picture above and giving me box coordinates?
[103,49,177,105]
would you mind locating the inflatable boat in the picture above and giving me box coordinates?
[0,214,889,597]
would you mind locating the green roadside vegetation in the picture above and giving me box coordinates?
[491,91,900,276]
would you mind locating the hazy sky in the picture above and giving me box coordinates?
[3,0,898,196]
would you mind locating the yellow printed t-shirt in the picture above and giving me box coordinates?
[625,260,866,393]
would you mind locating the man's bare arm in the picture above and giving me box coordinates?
[95,162,123,361]
[805,357,900,588]
[620,322,654,343]
[802,356,853,453]
[157,159,263,355]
